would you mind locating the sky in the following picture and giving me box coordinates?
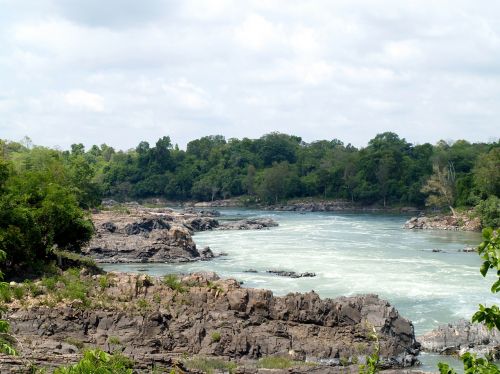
[0,0,499,151]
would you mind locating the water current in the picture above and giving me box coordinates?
[103,209,496,372]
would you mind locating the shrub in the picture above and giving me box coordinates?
[476,196,500,229]
[184,357,236,374]
[162,274,186,293]
[211,332,221,343]
[53,349,133,373]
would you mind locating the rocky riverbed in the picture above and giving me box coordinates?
[2,271,419,372]
[83,207,278,264]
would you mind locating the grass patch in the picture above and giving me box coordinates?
[211,332,221,343]
[257,356,310,369]
[162,274,186,293]
[64,337,85,350]
[40,268,94,307]
[184,357,236,374]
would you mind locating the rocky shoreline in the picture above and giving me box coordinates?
[404,214,481,232]
[2,271,419,372]
[83,207,278,264]
[418,320,500,358]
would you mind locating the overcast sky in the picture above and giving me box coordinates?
[1,0,499,150]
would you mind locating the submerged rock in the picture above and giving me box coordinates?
[419,319,500,358]
[267,270,317,278]
[217,218,278,230]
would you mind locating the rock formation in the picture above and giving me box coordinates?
[4,272,419,371]
[83,211,211,263]
[419,319,500,358]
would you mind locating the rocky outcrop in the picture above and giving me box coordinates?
[5,272,419,371]
[83,212,212,263]
[217,218,278,230]
[266,200,419,213]
[83,206,280,263]
[418,320,500,358]
[404,214,481,231]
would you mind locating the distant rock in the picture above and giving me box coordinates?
[217,218,278,230]
[404,214,481,231]
[83,212,212,263]
[267,270,316,278]
[419,319,500,358]
[183,207,221,217]
[459,246,477,253]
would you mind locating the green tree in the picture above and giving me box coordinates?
[421,162,457,216]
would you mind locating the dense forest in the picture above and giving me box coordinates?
[1,132,499,210]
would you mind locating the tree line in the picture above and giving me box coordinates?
[1,131,499,212]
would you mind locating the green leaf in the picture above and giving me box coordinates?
[481,261,491,277]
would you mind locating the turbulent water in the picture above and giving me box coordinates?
[103,209,494,371]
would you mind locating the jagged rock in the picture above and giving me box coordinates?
[200,246,214,259]
[5,272,419,371]
[418,319,500,358]
[101,221,117,233]
[83,212,202,263]
[123,218,171,235]
[184,216,219,231]
[217,218,278,230]
[267,270,316,278]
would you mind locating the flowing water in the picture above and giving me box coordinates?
[103,209,496,372]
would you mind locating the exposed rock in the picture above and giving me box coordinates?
[404,214,481,232]
[83,212,209,263]
[5,272,419,371]
[217,218,278,230]
[418,319,500,358]
[267,200,355,212]
[193,198,242,208]
[183,207,221,217]
[459,246,477,253]
[244,269,259,273]
[267,270,317,278]
[184,216,219,231]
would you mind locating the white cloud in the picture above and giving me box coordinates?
[234,14,285,51]
[0,0,498,149]
[162,79,210,110]
[64,90,105,112]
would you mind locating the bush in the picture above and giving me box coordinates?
[476,196,500,229]
[53,349,133,374]
[211,332,221,343]
[162,274,186,293]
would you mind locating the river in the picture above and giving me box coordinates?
[103,209,495,372]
